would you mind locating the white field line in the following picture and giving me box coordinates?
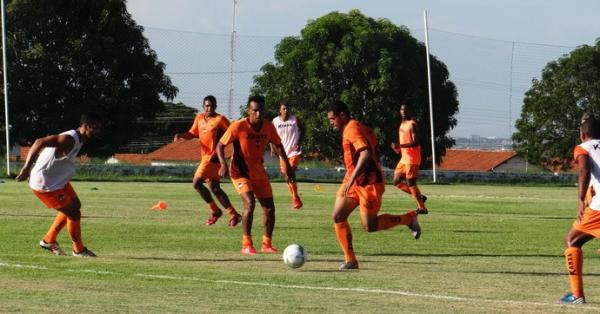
[0,261,597,310]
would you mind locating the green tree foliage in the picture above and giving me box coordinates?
[251,10,458,167]
[0,0,178,155]
[513,40,600,171]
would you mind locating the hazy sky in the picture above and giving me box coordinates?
[126,0,600,138]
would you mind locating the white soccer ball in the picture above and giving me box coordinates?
[282,244,306,269]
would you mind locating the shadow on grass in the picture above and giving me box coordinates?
[367,252,562,258]
[468,270,600,277]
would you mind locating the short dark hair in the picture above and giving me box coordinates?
[203,95,217,105]
[581,114,600,138]
[328,100,350,116]
[247,95,265,107]
[80,113,102,126]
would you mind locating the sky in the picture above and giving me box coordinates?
[126,0,600,138]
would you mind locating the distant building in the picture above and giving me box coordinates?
[439,149,526,172]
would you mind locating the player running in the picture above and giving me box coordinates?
[271,101,304,209]
[174,95,241,227]
[391,103,428,214]
[216,95,296,255]
[560,114,600,304]
[327,100,421,271]
[16,113,102,257]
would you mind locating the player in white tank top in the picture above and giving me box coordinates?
[16,113,102,257]
[271,102,304,209]
[560,114,600,304]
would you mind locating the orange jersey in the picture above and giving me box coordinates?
[219,118,281,181]
[342,120,384,186]
[188,113,230,163]
[399,119,421,165]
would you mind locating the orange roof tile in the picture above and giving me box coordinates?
[113,153,151,165]
[439,149,518,172]
[146,139,233,162]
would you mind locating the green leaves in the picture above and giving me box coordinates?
[252,10,458,167]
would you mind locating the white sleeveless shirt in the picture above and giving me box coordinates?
[29,130,83,192]
[575,139,600,210]
[272,115,301,158]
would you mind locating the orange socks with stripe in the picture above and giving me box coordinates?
[43,212,67,243]
[67,218,84,253]
[242,235,253,248]
[225,206,239,219]
[334,222,356,263]
[409,186,427,210]
[377,211,416,231]
[565,247,584,298]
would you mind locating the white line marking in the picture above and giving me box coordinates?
[0,261,596,309]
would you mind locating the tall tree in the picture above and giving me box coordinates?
[513,40,600,171]
[0,0,178,155]
[251,10,458,167]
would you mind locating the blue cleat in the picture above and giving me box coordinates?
[559,292,585,304]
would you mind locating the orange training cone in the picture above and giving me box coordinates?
[152,200,168,211]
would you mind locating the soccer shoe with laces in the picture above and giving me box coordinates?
[416,195,428,215]
[228,214,241,227]
[292,198,303,210]
[338,261,359,271]
[240,246,257,255]
[39,240,66,256]
[408,213,421,240]
[72,247,97,257]
[205,211,223,226]
[559,292,585,304]
[261,244,278,253]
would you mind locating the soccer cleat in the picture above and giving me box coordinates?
[338,261,359,271]
[408,213,421,240]
[240,245,257,255]
[559,292,585,304]
[416,208,428,215]
[72,247,97,258]
[39,240,66,256]
[421,195,428,203]
[228,214,241,227]
[261,244,279,253]
[205,210,223,226]
[292,198,303,210]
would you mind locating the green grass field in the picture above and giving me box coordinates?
[1,180,599,312]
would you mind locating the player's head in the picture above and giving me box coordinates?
[327,100,350,131]
[400,103,412,120]
[580,113,600,141]
[79,112,102,139]
[247,95,265,124]
[279,101,290,119]
[203,95,217,116]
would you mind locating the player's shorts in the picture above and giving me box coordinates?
[194,161,220,182]
[336,182,385,215]
[573,207,600,238]
[32,183,77,209]
[231,177,273,199]
[394,162,419,180]
[279,155,301,173]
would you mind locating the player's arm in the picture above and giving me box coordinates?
[295,117,304,151]
[216,141,228,178]
[398,122,419,148]
[16,134,75,181]
[577,154,591,222]
[346,147,370,186]
[173,131,195,141]
[269,143,278,157]
[272,143,295,182]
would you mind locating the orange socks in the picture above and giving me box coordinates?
[288,182,299,199]
[334,222,356,263]
[395,182,411,194]
[565,247,584,298]
[409,186,427,209]
[242,235,253,248]
[67,218,84,253]
[377,211,416,230]
[225,206,239,219]
[262,235,272,247]
[43,212,67,243]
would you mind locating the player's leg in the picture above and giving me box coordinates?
[406,165,428,214]
[393,162,412,195]
[281,157,302,209]
[257,197,278,253]
[332,196,359,270]
[562,228,593,303]
[193,175,222,225]
[208,179,241,227]
[239,190,257,254]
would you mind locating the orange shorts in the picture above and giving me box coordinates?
[32,183,77,209]
[194,161,220,181]
[573,207,600,238]
[231,177,273,199]
[394,163,419,180]
[336,182,385,215]
[279,155,301,174]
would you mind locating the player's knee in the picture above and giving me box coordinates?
[407,178,417,186]
[332,212,347,223]
[64,202,81,221]
[209,184,221,194]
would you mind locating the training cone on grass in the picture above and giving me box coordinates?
[313,184,323,192]
[152,200,168,211]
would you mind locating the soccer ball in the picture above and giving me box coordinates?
[282,244,306,269]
